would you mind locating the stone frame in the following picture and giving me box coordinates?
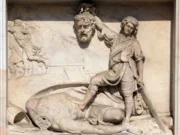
[173,0,180,134]
[0,0,179,134]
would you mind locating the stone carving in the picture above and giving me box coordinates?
[8,19,47,79]
[6,84,172,135]
[7,3,173,135]
[75,10,145,123]
[74,4,168,132]
[74,4,96,45]
[26,92,142,134]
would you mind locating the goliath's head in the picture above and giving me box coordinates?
[74,12,95,44]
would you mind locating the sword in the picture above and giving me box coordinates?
[138,85,166,133]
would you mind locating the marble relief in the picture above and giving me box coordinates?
[7,3,173,135]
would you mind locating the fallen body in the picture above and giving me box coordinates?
[26,93,142,134]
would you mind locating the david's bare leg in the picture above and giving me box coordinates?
[74,90,96,110]
[75,72,108,110]
[123,95,134,124]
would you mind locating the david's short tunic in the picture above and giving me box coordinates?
[89,25,145,97]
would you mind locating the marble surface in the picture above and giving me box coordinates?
[0,0,7,135]
[7,3,173,114]
[173,0,180,134]
[1,1,179,135]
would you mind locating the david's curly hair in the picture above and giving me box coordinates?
[120,16,139,38]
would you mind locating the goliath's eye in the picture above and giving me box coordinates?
[84,25,89,29]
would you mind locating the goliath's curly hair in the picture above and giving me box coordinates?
[74,12,95,27]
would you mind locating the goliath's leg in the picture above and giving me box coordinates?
[103,108,125,123]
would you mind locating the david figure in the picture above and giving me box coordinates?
[76,15,145,124]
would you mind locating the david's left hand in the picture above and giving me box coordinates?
[137,77,144,87]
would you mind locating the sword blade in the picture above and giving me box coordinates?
[140,86,166,132]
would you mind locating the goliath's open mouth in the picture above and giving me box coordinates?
[80,33,87,37]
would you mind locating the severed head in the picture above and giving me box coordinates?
[74,11,95,44]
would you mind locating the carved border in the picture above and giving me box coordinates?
[0,0,179,135]
[173,0,180,134]
[0,0,7,135]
